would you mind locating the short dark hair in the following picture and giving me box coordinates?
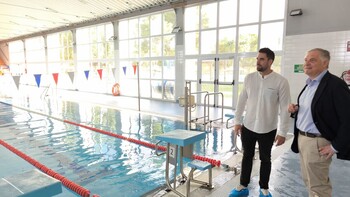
[259,48,275,61]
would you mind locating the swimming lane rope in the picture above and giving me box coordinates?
[0,101,222,167]
[0,139,99,197]
[64,120,221,167]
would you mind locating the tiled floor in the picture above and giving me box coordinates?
[1,89,350,197]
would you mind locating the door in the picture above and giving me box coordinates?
[199,57,234,108]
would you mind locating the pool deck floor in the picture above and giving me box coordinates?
[1,89,350,197]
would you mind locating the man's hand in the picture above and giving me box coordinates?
[234,125,242,136]
[288,104,298,113]
[274,135,286,146]
[319,145,335,160]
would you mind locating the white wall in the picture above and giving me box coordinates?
[283,30,350,102]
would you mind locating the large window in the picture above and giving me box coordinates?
[47,31,74,73]
[25,37,46,74]
[8,41,25,75]
[119,10,176,100]
[76,23,114,93]
[184,0,286,108]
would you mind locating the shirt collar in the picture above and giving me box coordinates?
[258,70,274,79]
[306,70,327,85]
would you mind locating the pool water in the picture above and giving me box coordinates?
[0,99,235,197]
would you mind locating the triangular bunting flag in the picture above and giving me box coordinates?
[97,69,103,80]
[34,74,41,87]
[122,66,126,76]
[112,68,117,79]
[84,70,90,80]
[132,64,137,75]
[68,71,75,84]
[12,75,20,90]
[52,73,59,85]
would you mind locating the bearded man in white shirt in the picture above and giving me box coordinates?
[229,48,291,197]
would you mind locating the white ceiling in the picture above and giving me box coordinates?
[0,0,186,43]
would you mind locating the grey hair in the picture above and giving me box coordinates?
[308,48,331,61]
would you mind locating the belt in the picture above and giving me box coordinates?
[299,130,322,138]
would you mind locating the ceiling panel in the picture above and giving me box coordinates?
[0,0,184,43]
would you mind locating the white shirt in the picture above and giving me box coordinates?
[234,71,291,137]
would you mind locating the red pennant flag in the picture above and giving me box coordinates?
[97,69,103,80]
[132,64,137,75]
[52,73,59,85]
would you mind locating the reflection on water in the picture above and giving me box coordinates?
[0,99,237,197]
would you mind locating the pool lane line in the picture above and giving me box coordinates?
[0,139,100,197]
[0,101,221,167]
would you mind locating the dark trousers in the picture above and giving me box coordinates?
[240,126,276,189]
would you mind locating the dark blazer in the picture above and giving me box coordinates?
[291,71,350,160]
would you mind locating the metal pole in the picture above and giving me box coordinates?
[184,85,188,130]
[137,62,140,111]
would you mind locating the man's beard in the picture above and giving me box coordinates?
[257,64,266,72]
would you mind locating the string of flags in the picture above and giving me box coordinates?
[9,65,137,89]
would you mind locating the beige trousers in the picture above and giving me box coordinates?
[298,134,332,197]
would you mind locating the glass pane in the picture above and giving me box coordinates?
[77,44,90,60]
[25,37,44,50]
[163,11,176,34]
[218,27,236,54]
[185,59,197,81]
[26,50,45,62]
[150,14,161,36]
[119,40,129,58]
[140,79,150,97]
[273,56,281,74]
[219,59,234,82]
[151,60,162,79]
[140,16,150,37]
[164,80,175,100]
[91,43,98,59]
[129,19,138,39]
[201,60,215,81]
[97,25,105,42]
[219,85,232,107]
[239,0,259,24]
[119,20,128,40]
[201,2,217,29]
[262,0,285,21]
[219,0,237,27]
[48,48,60,61]
[139,61,150,78]
[185,32,199,55]
[238,25,258,53]
[185,6,199,31]
[151,80,163,99]
[129,39,139,58]
[121,79,137,96]
[98,43,104,59]
[260,22,284,50]
[163,60,175,79]
[106,42,114,59]
[163,35,175,56]
[76,28,90,44]
[140,38,150,57]
[151,36,161,57]
[201,84,214,105]
[47,34,60,48]
[201,30,217,54]
[9,41,23,53]
[239,57,256,83]
[106,23,114,40]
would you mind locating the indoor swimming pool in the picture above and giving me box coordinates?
[0,98,236,197]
